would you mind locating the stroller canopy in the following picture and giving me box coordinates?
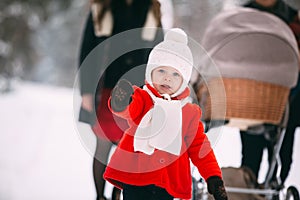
[201,7,299,88]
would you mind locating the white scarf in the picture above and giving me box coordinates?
[133,86,190,155]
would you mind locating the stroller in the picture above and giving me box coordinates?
[194,7,299,200]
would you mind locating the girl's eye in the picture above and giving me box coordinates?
[158,69,165,73]
[173,72,180,77]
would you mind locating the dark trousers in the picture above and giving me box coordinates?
[240,89,300,184]
[240,130,273,178]
[240,131,273,180]
[123,184,174,200]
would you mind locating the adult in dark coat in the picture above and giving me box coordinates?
[78,0,172,199]
[240,0,300,186]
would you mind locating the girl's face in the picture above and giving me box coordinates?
[151,66,183,95]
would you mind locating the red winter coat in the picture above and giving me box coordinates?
[103,85,222,199]
[92,88,128,142]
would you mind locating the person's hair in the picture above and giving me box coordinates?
[254,0,278,7]
[91,0,161,27]
[151,0,162,27]
[91,0,110,25]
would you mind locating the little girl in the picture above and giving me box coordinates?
[104,28,228,200]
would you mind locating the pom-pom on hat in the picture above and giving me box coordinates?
[145,28,194,97]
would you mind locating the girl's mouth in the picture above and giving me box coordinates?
[160,84,171,91]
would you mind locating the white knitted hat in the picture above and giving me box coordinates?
[145,28,194,97]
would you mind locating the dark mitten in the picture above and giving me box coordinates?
[207,176,228,200]
[111,79,134,112]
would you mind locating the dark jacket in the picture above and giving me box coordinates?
[244,0,297,24]
[78,0,164,130]
[244,0,300,96]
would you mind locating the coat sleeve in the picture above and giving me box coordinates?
[185,105,222,181]
[78,11,107,95]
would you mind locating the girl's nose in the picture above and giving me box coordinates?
[164,75,171,81]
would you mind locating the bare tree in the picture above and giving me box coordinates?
[0,0,72,92]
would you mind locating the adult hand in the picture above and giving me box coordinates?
[79,94,95,125]
[81,94,94,112]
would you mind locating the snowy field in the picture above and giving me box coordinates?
[0,81,299,200]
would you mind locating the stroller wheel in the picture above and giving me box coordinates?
[286,186,300,200]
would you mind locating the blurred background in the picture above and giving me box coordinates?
[0,0,299,90]
[1,0,300,200]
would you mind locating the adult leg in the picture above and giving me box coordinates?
[267,91,300,185]
[279,126,296,184]
[279,91,300,183]
[93,137,113,200]
[240,130,267,178]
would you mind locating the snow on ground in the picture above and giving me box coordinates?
[0,81,299,200]
[0,81,94,200]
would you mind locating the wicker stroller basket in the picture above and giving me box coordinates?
[197,78,290,125]
[197,7,299,127]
